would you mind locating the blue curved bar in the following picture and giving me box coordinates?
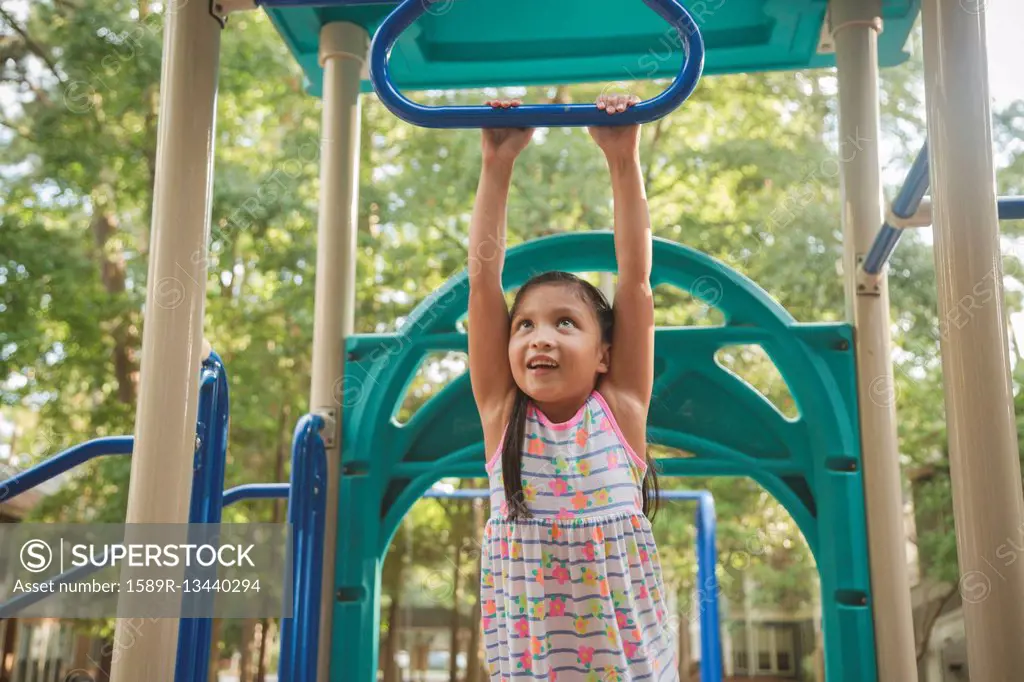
[222,483,291,507]
[0,436,134,503]
[368,0,705,128]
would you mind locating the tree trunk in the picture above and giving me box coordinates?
[273,405,289,524]
[382,592,402,682]
[0,619,17,682]
[89,206,137,405]
[677,603,691,681]
[255,619,270,682]
[257,406,289,681]
[239,618,256,682]
[382,521,407,682]
[208,618,222,682]
[99,637,113,681]
[448,523,466,682]
[916,586,959,663]
[466,500,485,682]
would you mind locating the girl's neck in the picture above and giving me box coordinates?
[531,388,593,425]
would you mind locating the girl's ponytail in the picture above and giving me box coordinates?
[500,388,532,521]
[640,448,660,521]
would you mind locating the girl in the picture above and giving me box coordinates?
[468,94,676,681]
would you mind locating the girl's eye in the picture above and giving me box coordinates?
[558,318,576,328]
[518,320,532,330]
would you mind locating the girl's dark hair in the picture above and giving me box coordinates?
[501,271,659,522]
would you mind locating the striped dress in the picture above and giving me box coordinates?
[481,389,678,681]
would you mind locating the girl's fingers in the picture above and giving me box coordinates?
[596,93,640,114]
[485,99,522,108]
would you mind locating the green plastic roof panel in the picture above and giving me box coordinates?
[263,0,920,98]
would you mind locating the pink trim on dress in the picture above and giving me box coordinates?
[530,397,589,431]
[485,424,508,473]
[592,390,648,474]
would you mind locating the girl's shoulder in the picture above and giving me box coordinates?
[592,387,648,471]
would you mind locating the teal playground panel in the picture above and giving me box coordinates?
[333,232,874,682]
[264,0,920,97]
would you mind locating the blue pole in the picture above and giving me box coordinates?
[278,432,303,681]
[999,197,1024,221]
[863,141,930,275]
[279,413,326,682]
[176,352,231,682]
[195,353,231,682]
[695,492,722,682]
[0,437,134,503]
[177,362,216,682]
[303,422,329,682]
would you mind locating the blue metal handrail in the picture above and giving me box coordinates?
[420,487,723,682]
[368,0,705,129]
[863,135,1023,276]
[0,562,102,618]
[0,437,134,503]
[863,141,930,275]
[222,483,290,507]
[1000,197,1024,221]
[278,413,327,682]
[176,351,231,682]
[0,356,335,682]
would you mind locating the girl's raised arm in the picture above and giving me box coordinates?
[589,95,656,425]
[467,103,534,437]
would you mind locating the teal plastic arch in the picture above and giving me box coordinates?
[331,232,876,682]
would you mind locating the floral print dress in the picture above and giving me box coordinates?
[481,390,678,681]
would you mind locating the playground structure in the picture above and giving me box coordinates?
[2,0,1024,681]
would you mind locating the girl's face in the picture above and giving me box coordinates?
[508,283,610,409]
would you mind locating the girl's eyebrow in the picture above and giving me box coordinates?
[514,305,581,320]
[511,300,587,323]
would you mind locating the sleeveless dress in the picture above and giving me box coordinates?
[481,389,678,681]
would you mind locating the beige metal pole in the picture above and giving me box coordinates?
[920,0,1024,677]
[108,0,221,680]
[831,1,919,680]
[313,21,368,682]
[599,271,616,302]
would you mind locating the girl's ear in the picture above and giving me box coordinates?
[597,342,612,374]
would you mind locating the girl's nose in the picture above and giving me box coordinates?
[530,330,555,348]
